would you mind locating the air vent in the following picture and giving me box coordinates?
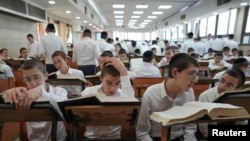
[217,0,231,6]
[0,0,26,14]
[180,14,186,20]
[28,4,46,21]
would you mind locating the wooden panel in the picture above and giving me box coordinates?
[133,77,166,97]
[0,77,15,93]
[13,70,26,87]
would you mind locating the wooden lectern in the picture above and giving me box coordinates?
[0,101,62,141]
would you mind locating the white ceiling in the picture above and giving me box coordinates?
[23,0,249,32]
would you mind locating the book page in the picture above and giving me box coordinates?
[150,105,207,126]
[96,96,139,103]
[183,101,241,112]
[57,74,86,82]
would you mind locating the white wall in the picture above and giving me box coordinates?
[0,13,38,57]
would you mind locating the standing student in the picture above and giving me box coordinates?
[81,57,134,139]
[1,59,68,141]
[136,53,199,141]
[52,51,84,95]
[198,69,246,139]
[39,23,68,73]
[27,33,40,58]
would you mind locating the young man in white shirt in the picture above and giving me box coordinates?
[81,57,134,139]
[198,69,246,139]
[2,59,68,141]
[136,53,199,141]
[208,52,232,70]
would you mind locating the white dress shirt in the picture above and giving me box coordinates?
[97,39,115,53]
[133,62,161,78]
[157,57,169,67]
[206,39,214,52]
[180,39,196,53]
[73,37,100,66]
[212,38,225,51]
[136,80,197,141]
[39,32,67,64]
[27,40,40,57]
[26,84,68,141]
[56,67,84,94]
[208,59,232,70]
[0,63,15,80]
[81,75,134,139]
[224,40,239,51]
[195,41,206,56]
[149,44,161,55]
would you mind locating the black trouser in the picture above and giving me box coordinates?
[78,65,97,76]
[46,64,57,74]
[152,135,183,141]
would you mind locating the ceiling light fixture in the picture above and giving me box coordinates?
[114,11,124,14]
[48,0,56,5]
[136,5,148,9]
[158,5,172,9]
[65,10,71,14]
[133,11,144,14]
[152,11,163,15]
[113,4,125,8]
[240,3,248,6]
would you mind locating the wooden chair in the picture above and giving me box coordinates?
[193,77,219,101]
[132,77,166,97]
[0,77,15,93]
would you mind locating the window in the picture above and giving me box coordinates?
[207,15,216,35]
[171,27,177,40]
[166,28,171,40]
[178,24,184,39]
[245,8,250,33]
[217,11,229,35]
[200,18,207,37]
[228,9,237,34]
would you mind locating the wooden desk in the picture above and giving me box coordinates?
[0,77,15,93]
[0,102,62,141]
[193,78,219,100]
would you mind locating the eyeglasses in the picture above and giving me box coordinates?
[187,73,199,81]
[23,74,42,84]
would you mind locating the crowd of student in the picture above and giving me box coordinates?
[0,23,250,141]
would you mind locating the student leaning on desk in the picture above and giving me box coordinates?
[81,57,134,139]
[136,53,199,141]
[1,59,68,141]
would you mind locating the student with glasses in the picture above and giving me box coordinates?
[198,68,246,139]
[1,59,68,141]
[136,53,199,141]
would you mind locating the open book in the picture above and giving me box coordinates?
[48,72,86,82]
[57,94,140,122]
[150,101,250,126]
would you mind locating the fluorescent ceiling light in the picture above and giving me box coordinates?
[152,11,163,15]
[133,11,144,14]
[83,20,88,23]
[136,5,148,9]
[140,22,148,25]
[115,19,123,22]
[158,5,172,9]
[144,20,152,22]
[93,26,96,28]
[240,3,247,6]
[131,16,140,18]
[114,11,124,14]
[48,0,55,5]
[76,16,80,19]
[148,16,157,19]
[65,10,71,14]
[115,15,123,18]
[89,24,92,26]
[213,12,218,15]
[130,20,138,22]
[113,4,125,8]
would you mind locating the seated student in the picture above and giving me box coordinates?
[136,53,199,141]
[81,57,134,139]
[132,51,161,77]
[97,51,135,80]
[134,48,141,56]
[222,46,233,61]
[212,58,249,86]
[1,59,68,141]
[232,48,239,58]
[172,46,180,55]
[202,48,214,59]
[51,50,84,95]
[244,49,250,62]
[0,48,9,61]
[151,47,157,55]
[187,47,195,56]
[198,68,247,139]
[118,48,128,62]
[157,47,173,67]
[208,52,232,70]
[19,47,32,60]
[114,43,122,57]
[0,63,15,80]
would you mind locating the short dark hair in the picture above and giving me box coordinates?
[21,59,46,73]
[0,48,8,53]
[83,29,91,37]
[187,32,193,38]
[168,53,199,78]
[27,34,33,38]
[118,48,127,54]
[46,23,55,32]
[223,46,230,51]
[100,51,113,57]
[232,48,238,52]
[228,34,234,39]
[214,52,223,57]
[188,47,194,53]
[101,31,108,39]
[20,47,27,54]
[208,48,213,53]
[143,51,153,62]
[52,50,67,60]
[101,64,120,78]
[164,40,169,44]
[223,68,246,88]
[232,58,249,69]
